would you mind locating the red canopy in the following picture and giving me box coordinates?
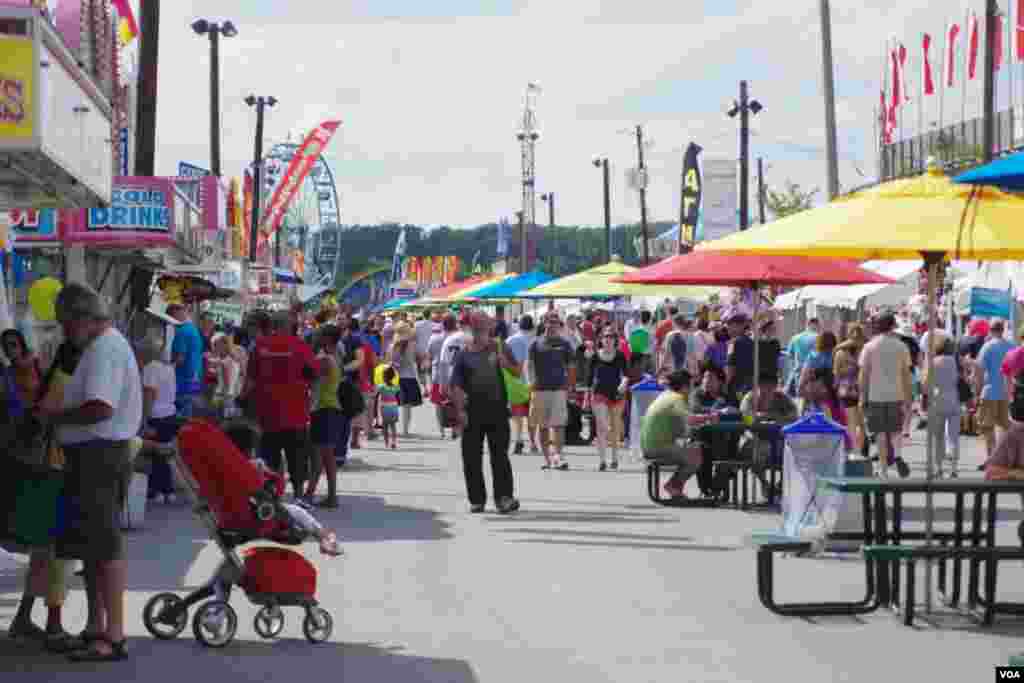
[615,252,897,287]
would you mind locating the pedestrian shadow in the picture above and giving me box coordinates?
[341,458,446,475]
[484,511,681,524]
[315,494,454,543]
[505,538,739,552]
[496,528,697,543]
[0,637,479,682]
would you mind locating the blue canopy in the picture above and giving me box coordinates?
[273,268,304,285]
[380,298,414,311]
[953,151,1024,190]
[470,270,554,299]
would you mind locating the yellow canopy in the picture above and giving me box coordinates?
[697,165,1024,261]
[522,258,717,301]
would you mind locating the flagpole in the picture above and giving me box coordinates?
[920,34,926,167]
[963,5,970,158]
[1010,0,1017,147]
[940,22,947,133]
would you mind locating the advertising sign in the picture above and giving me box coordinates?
[699,159,738,243]
[177,162,210,178]
[678,143,702,253]
[0,34,34,140]
[204,301,244,326]
[64,177,177,246]
[5,208,59,243]
[118,128,129,176]
[970,287,1012,319]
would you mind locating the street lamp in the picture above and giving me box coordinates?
[592,157,611,263]
[191,19,238,176]
[727,81,763,231]
[539,192,555,229]
[245,95,277,263]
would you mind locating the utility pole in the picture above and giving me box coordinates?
[593,158,612,261]
[134,0,160,176]
[246,96,277,263]
[819,0,840,199]
[517,83,540,273]
[757,158,767,224]
[636,125,650,264]
[983,0,998,162]
[728,82,763,231]
[516,210,527,275]
[540,192,555,229]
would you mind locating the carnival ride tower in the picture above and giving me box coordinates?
[516,83,540,271]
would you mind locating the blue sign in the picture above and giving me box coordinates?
[88,187,171,233]
[7,209,58,242]
[970,287,1013,319]
[178,162,210,178]
[119,128,129,176]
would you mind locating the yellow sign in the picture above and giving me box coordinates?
[0,35,34,140]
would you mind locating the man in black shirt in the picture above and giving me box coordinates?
[451,312,521,514]
[725,312,754,400]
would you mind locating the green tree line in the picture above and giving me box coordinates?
[331,221,676,282]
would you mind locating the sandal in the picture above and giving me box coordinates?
[67,636,128,662]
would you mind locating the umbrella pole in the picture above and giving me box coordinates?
[923,253,941,615]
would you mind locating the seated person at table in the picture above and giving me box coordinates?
[721,373,798,494]
[690,366,736,495]
[642,369,715,498]
[984,380,1024,540]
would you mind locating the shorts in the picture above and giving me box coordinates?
[399,378,423,406]
[977,399,1011,433]
[57,440,133,563]
[866,401,903,434]
[310,408,343,446]
[381,403,400,424]
[430,384,448,405]
[511,403,530,418]
[530,390,568,428]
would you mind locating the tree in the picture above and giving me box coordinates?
[765,181,818,219]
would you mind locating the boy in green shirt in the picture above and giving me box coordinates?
[641,370,714,498]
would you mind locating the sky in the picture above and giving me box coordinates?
[151,1,1008,230]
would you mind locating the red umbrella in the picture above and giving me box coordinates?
[615,252,897,287]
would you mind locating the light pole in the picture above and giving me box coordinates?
[191,19,237,176]
[539,192,555,229]
[635,125,650,264]
[245,95,276,263]
[593,157,611,262]
[727,81,764,231]
[818,0,840,199]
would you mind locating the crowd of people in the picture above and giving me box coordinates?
[8,278,1024,662]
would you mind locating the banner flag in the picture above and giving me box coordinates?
[242,171,253,259]
[678,142,702,253]
[259,120,341,239]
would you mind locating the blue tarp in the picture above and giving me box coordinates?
[954,151,1024,190]
[470,270,554,299]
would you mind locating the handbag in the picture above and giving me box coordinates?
[337,378,366,418]
[955,354,973,404]
[501,367,531,406]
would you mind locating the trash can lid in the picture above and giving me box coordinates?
[782,412,847,436]
[630,376,664,392]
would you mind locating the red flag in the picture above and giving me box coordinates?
[946,22,960,87]
[995,14,1004,71]
[1018,0,1024,59]
[969,11,980,79]
[922,34,935,95]
[898,43,909,101]
[891,48,901,109]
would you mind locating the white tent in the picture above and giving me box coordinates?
[774,261,922,311]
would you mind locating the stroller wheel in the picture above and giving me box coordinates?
[143,592,188,640]
[254,605,285,639]
[302,607,333,644]
[192,600,238,648]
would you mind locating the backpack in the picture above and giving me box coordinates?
[629,327,651,355]
[337,377,366,418]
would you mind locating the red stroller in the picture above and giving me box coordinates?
[142,420,336,647]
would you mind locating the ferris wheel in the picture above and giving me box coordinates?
[261,141,342,283]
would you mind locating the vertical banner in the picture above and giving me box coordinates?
[118,127,129,176]
[446,256,460,283]
[433,256,443,286]
[700,159,739,243]
[242,172,254,259]
[0,34,34,140]
[421,256,433,286]
[496,218,509,257]
[259,120,341,239]
[679,142,703,254]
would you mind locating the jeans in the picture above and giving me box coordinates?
[175,393,196,419]
[146,416,180,498]
[931,409,961,473]
[460,418,514,506]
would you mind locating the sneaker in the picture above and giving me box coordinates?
[541,463,552,470]
[496,497,520,514]
[390,443,397,450]
[610,461,619,471]
[558,461,569,471]
[529,445,540,456]
[598,462,607,472]
[294,496,314,510]
[895,457,911,478]
[8,620,46,640]
[513,441,524,455]
[470,504,486,513]
[163,493,177,505]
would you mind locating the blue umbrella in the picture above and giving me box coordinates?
[470,270,554,299]
[953,151,1024,190]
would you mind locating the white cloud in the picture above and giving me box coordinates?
[154,1,992,228]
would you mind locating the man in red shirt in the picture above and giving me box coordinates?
[654,305,678,361]
[244,311,320,501]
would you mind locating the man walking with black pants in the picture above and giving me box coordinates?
[451,312,521,514]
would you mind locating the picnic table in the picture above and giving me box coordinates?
[820,477,1024,625]
[645,418,784,509]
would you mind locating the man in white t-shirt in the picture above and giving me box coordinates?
[859,311,913,478]
[43,283,142,661]
[414,310,437,386]
[439,312,474,436]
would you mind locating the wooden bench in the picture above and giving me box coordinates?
[863,545,1024,626]
[752,533,883,616]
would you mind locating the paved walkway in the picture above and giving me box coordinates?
[2,411,1023,681]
